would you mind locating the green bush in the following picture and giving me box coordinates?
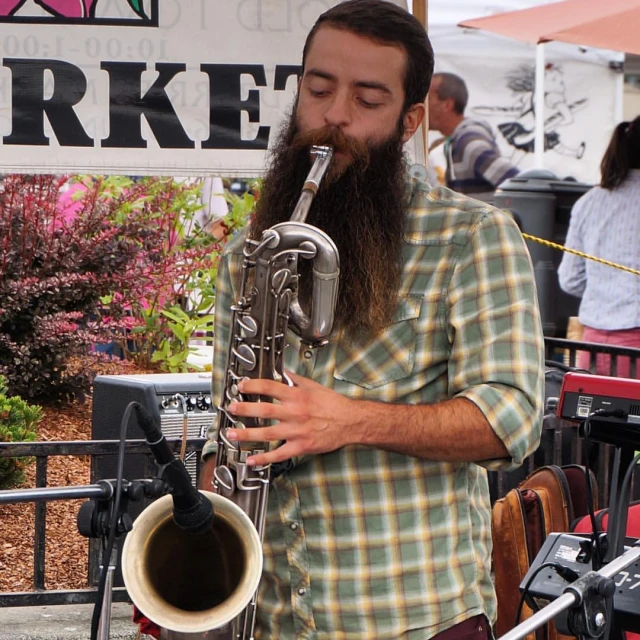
[0,375,41,489]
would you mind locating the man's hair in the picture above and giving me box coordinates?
[600,116,640,190]
[433,72,468,115]
[302,0,434,112]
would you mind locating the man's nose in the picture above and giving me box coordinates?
[323,92,351,128]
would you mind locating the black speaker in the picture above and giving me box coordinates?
[89,372,216,585]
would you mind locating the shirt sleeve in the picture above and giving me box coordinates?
[463,134,519,188]
[558,197,587,298]
[447,209,545,470]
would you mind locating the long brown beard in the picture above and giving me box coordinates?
[252,113,409,336]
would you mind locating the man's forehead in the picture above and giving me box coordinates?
[303,27,406,89]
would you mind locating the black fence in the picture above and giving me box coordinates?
[0,438,204,608]
[1,338,640,608]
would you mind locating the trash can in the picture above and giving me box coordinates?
[494,170,592,337]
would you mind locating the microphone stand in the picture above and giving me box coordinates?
[0,478,168,640]
[498,544,640,640]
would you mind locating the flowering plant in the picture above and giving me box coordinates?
[0,174,251,404]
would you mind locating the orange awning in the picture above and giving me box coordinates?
[459,0,640,56]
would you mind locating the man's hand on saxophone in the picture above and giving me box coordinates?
[225,371,512,467]
[225,371,354,466]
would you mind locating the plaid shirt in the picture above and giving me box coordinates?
[204,180,544,639]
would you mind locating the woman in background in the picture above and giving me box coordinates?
[558,116,640,377]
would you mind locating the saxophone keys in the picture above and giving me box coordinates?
[233,344,257,371]
[271,268,292,294]
[213,465,236,497]
[237,315,258,338]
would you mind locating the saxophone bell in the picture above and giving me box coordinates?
[121,491,263,637]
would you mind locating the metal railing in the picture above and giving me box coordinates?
[0,438,204,608]
[1,338,640,607]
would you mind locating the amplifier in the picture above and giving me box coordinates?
[90,372,216,586]
[91,372,215,487]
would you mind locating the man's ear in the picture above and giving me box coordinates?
[402,103,426,143]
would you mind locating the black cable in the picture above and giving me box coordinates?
[515,562,580,629]
[90,400,139,640]
[584,408,633,570]
[582,417,604,569]
[605,449,640,556]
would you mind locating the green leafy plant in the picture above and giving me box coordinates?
[142,179,256,373]
[151,306,215,372]
[0,375,41,489]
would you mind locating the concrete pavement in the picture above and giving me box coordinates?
[0,603,152,640]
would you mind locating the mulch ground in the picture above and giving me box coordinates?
[0,402,92,592]
[0,360,158,593]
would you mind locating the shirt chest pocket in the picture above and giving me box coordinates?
[333,297,422,390]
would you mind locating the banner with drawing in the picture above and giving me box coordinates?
[428,26,620,185]
[0,0,411,176]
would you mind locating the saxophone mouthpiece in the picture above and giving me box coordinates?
[300,146,334,198]
[310,145,333,161]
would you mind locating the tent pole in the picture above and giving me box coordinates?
[614,62,624,123]
[412,0,429,160]
[534,43,545,168]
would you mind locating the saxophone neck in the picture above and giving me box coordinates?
[290,145,334,222]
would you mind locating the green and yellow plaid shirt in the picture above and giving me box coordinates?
[204,181,544,639]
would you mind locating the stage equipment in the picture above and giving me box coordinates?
[121,145,340,639]
[522,532,640,634]
[558,372,640,447]
[498,371,640,639]
[90,372,216,587]
[499,543,640,640]
[92,372,216,487]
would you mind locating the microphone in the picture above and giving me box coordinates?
[133,404,214,535]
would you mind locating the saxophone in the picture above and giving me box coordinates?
[121,146,339,640]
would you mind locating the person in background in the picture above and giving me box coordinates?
[558,116,640,378]
[201,2,544,638]
[195,176,230,240]
[428,72,519,201]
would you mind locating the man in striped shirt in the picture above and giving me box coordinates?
[428,73,519,202]
[201,2,544,638]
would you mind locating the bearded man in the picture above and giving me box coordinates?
[201,2,544,639]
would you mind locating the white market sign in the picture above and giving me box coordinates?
[0,0,384,177]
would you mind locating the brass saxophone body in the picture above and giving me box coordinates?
[122,146,339,640]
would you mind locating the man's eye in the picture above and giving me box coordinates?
[309,89,328,97]
[359,98,380,109]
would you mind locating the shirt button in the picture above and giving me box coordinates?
[297,587,306,596]
[290,522,299,531]
[303,350,313,359]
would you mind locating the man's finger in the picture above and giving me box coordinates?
[226,426,282,442]
[246,444,295,467]
[229,399,279,419]
[238,377,294,400]
[285,370,320,389]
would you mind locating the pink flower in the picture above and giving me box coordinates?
[34,0,97,18]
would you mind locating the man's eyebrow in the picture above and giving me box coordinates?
[305,68,393,95]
